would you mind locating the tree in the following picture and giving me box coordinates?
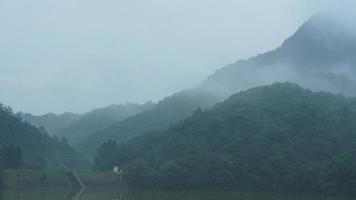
[93,140,118,170]
[1,145,24,169]
[324,153,356,194]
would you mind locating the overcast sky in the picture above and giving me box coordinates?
[0,0,339,114]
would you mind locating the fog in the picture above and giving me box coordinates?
[197,0,356,101]
[0,0,349,114]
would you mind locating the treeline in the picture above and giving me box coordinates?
[81,89,221,157]
[94,83,356,195]
[20,102,156,158]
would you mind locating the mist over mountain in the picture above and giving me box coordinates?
[79,89,220,156]
[200,13,356,98]
[95,83,356,194]
[0,104,89,169]
[57,102,155,146]
[20,102,155,147]
[18,112,82,135]
[78,13,356,157]
[1,1,356,196]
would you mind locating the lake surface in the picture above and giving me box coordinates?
[0,188,353,200]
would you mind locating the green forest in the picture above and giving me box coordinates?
[94,83,356,195]
[0,103,89,170]
[79,89,221,157]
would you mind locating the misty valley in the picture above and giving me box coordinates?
[1,2,356,200]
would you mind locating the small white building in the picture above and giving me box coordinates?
[113,165,123,180]
[113,166,119,174]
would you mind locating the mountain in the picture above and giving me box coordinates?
[95,83,356,194]
[77,90,220,156]
[80,13,356,157]
[200,14,356,97]
[0,104,89,169]
[18,112,82,135]
[57,102,155,146]
[20,102,155,148]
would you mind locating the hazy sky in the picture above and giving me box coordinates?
[0,0,337,114]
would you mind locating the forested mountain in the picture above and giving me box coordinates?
[95,83,356,194]
[78,90,220,156]
[18,112,82,135]
[0,104,89,169]
[20,102,155,149]
[56,102,155,146]
[200,14,356,97]
[79,13,356,157]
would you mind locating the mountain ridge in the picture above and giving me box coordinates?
[0,103,90,169]
[94,83,356,194]
[80,13,356,157]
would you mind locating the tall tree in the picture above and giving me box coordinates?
[93,140,117,170]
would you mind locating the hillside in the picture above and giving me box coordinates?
[78,90,220,156]
[20,102,155,149]
[0,104,89,169]
[79,13,356,157]
[96,83,356,194]
[56,102,155,145]
[18,112,81,136]
[200,14,356,97]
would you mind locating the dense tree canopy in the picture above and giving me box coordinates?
[81,89,221,157]
[0,103,89,169]
[93,140,118,170]
[21,102,155,158]
[95,83,356,195]
[59,102,155,155]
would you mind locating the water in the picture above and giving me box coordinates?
[0,188,353,200]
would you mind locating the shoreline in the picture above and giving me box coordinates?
[2,169,123,188]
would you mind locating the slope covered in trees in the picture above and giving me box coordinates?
[95,83,356,195]
[79,90,220,156]
[19,112,82,136]
[79,13,356,157]
[199,14,356,97]
[0,104,89,169]
[56,102,155,146]
[20,102,155,154]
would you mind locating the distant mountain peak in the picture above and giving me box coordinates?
[276,13,356,69]
[200,13,356,99]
